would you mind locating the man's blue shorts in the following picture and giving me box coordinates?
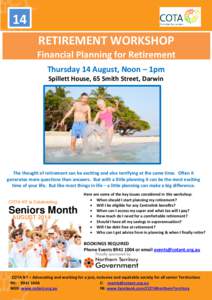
[71,122,87,139]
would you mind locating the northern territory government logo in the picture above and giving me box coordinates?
[84,257,94,268]
[160,7,201,27]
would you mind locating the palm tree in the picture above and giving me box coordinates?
[90,87,112,99]
[55,87,70,99]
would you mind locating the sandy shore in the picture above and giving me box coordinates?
[45,131,159,148]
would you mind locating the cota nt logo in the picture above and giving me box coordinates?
[184,9,200,24]
[160,8,201,25]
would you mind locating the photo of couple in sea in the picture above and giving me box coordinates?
[44,85,161,164]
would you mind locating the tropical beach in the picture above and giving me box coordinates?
[44,86,160,163]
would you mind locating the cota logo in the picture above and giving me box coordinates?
[160,13,184,23]
[184,9,200,24]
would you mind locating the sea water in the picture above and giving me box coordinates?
[46,125,160,163]
[45,142,160,164]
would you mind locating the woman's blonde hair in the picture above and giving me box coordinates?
[97,99,105,106]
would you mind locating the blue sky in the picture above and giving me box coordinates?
[46,86,160,136]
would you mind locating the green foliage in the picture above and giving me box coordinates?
[45,87,150,135]
[45,87,73,130]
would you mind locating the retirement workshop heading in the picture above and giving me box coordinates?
[38,35,175,46]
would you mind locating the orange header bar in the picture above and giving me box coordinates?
[0,0,212,31]
[3,32,210,60]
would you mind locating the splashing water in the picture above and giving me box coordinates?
[45,124,160,163]
[83,124,110,154]
[46,142,160,163]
